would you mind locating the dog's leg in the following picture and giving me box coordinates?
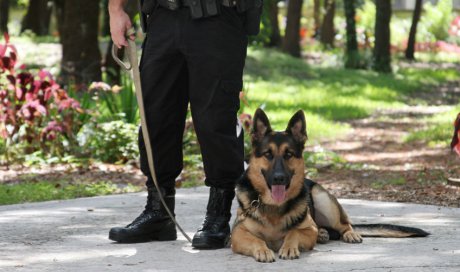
[279,223,318,260]
[279,214,318,259]
[231,224,276,263]
[311,185,362,243]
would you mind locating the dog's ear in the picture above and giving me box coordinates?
[286,110,307,144]
[252,108,272,144]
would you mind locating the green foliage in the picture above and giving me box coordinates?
[422,0,454,41]
[356,0,376,39]
[304,148,346,168]
[371,177,407,189]
[248,1,272,46]
[405,107,460,147]
[344,49,371,69]
[405,122,451,147]
[0,138,5,164]
[89,74,139,124]
[413,51,460,63]
[355,1,410,48]
[0,181,141,205]
[77,121,139,163]
[22,151,87,166]
[0,35,84,163]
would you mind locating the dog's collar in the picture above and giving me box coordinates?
[242,195,261,218]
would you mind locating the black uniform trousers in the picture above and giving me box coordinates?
[139,6,248,191]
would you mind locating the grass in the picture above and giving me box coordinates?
[405,107,460,147]
[371,177,407,189]
[0,181,141,205]
[413,52,460,64]
[242,47,459,144]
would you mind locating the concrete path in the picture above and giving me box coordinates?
[0,186,459,272]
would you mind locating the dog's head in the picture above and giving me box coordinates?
[247,108,307,206]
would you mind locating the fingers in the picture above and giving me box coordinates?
[109,9,134,48]
[113,33,128,49]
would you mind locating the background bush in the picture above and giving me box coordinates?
[77,120,138,163]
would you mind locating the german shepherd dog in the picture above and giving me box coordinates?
[231,109,429,262]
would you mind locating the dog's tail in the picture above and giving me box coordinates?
[352,224,430,238]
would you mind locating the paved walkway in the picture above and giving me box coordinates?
[0,186,459,272]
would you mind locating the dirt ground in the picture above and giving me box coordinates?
[313,107,460,208]
[311,78,460,208]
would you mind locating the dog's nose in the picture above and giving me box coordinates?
[273,173,286,184]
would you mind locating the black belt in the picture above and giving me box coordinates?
[169,0,238,18]
[222,0,238,7]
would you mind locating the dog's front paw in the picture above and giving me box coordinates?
[253,247,276,263]
[278,246,300,260]
[342,230,362,243]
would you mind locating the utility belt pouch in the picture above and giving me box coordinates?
[139,0,157,32]
[183,0,204,18]
[203,0,220,17]
[158,0,181,10]
[182,0,219,19]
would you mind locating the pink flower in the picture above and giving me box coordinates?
[38,70,53,81]
[89,81,111,92]
[57,98,81,112]
[19,100,47,120]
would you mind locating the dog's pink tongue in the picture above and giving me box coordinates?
[271,185,286,203]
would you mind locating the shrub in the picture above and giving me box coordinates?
[421,0,454,41]
[77,120,138,163]
[89,74,139,124]
[0,33,83,162]
[448,16,460,45]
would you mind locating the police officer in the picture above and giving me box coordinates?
[107,0,261,248]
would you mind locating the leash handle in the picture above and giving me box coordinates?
[110,28,137,71]
[111,45,132,70]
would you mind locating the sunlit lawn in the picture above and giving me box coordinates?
[243,47,460,144]
[405,106,460,147]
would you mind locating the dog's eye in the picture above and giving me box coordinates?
[284,151,293,159]
[263,151,273,160]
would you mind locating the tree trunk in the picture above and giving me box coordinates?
[53,0,65,36]
[405,0,422,60]
[0,0,9,34]
[267,0,281,47]
[343,0,360,69]
[320,0,335,48]
[61,0,102,85]
[313,0,321,38]
[373,0,392,73]
[21,0,52,35]
[282,0,303,57]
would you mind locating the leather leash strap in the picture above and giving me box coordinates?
[112,28,193,243]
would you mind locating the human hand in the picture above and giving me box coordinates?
[109,6,135,48]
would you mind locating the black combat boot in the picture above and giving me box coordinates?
[192,187,235,249]
[109,186,177,243]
